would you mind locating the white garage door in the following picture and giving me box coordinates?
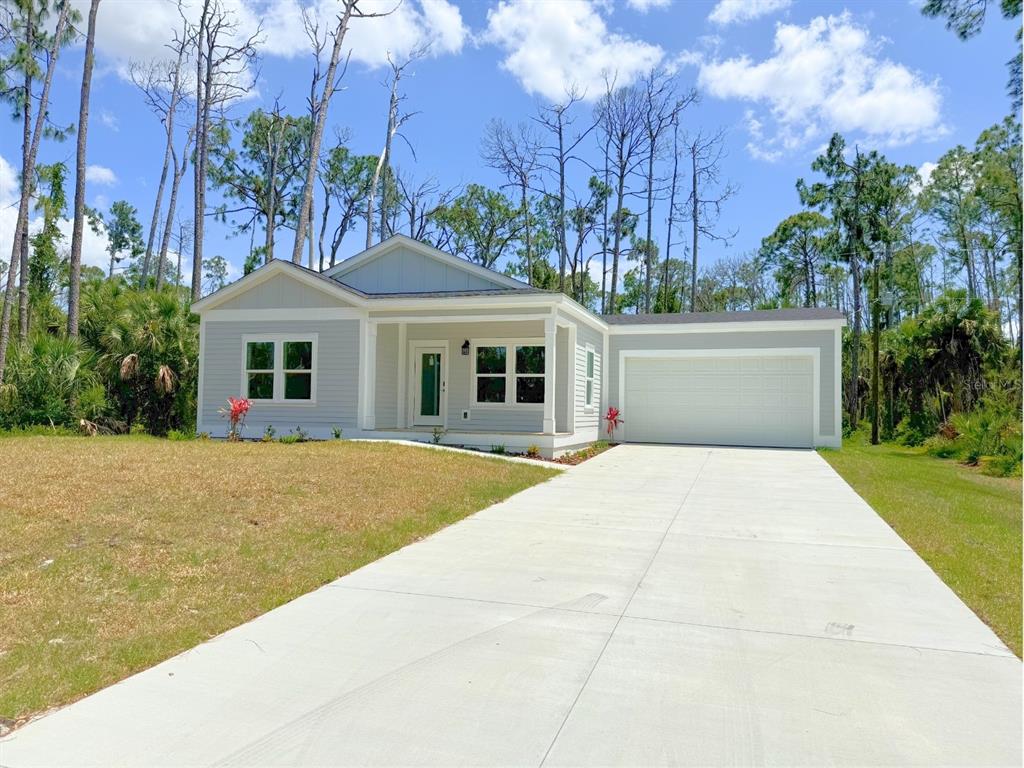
[623,355,814,448]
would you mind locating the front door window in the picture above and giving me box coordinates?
[420,352,441,417]
[412,346,445,426]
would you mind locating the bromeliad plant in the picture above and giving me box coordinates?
[219,397,251,441]
[605,406,623,439]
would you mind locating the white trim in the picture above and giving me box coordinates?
[358,319,370,428]
[367,312,550,324]
[192,258,367,313]
[567,324,577,433]
[584,343,596,412]
[543,316,556,435]
[617,347,822,447]
[240,333,318,405]
[601,330,609,416]
[204,307,364,322]
[832,326,843,448]
[397,323,407,428]
[469,337,547,411]
[324,233,530,291]
[408,340,449,427]
[365,321,378,430]
[607,319,846,335]
[197,316,206,433]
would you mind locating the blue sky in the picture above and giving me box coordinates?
[1,0,1019,290]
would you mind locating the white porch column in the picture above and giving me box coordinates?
[543,316,556,435]
[397,323,407,428]
[361,320,377,431]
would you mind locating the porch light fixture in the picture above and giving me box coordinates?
[461,339,470,356]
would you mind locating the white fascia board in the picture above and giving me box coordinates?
[191,259,368,313]
[325,234,530,292]
[607,319,847,335]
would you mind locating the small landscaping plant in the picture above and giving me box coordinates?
[604,407,622,440]
[331,426,343,440]
[490,444,506,454]
[166,429,194,441]
[431,426,446,444]
[262,425,276,442]
[218,397,251,441]
[526,443,540,458]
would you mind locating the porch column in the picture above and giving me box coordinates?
[543,316,556,435]
[361,320,377,431]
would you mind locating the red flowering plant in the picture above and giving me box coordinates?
[219,397,251,441]
[605,406,623,440]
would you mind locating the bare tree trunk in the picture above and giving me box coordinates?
[689,145,698,312]
[158,130,193,290]
[68,0,100,335]
[294,0,363,263]
[600,136,610,314]
[1,1,71,379]
[643,147,655,313]
[609,162,626,314]
[662,117,679,313]
[141,42,184,286]
[191,0,211,303]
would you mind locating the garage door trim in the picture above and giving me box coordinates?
[617,347,821,446]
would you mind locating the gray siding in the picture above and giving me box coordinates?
[575,321,603,433]
[405,321,545,433]
[199,319,359,438]
[337,246,509,293]
[607,329,837,438]
[374,324,399,428]
[217,273,356,309]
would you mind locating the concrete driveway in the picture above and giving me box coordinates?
[2,445,1020,767]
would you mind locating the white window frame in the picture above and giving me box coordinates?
[241,333,318,405]
[584,344,596,411]
[470,338,545,410]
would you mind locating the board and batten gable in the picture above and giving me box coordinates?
[215,272,359,310]
[333,243,516,294]
[606,327,839,446]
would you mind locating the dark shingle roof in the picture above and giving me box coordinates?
[602,308,846,324]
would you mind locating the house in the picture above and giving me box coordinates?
[192,235,845,456]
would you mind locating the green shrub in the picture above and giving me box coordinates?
[525,443,541,458]
[949,391,1018,465]
[278,434,302,444]
[166,429,194,441]
[490,444,506,454]
[331,425,343,440]
[924,435,960,458]
[895,412,938,447]
[262,425,276,442]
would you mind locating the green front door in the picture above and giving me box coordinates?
[413,347,445,426]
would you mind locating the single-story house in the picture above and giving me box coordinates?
[192,234,845,456]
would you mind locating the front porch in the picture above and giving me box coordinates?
[360,313,589,457]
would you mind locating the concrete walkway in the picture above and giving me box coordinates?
[2,445,1020,767]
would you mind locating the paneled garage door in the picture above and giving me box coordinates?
[623,354,814,448]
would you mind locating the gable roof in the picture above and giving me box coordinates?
[603,308,847,325]
[191,258,369,313]
[323,234,532,292]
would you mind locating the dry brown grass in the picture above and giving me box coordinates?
[0,436,556,724]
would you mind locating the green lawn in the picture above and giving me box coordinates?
[0,436,557,727]
[820,436,1022,657]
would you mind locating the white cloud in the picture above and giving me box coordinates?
[79,0,466,81]
[86,165,118,186]
[708,0,790,25]
[0,154,112,274]
[912,160,937,194]
[484,0,663,102]
[99,110,119,131]
[626,0,671,12]
[691,13,945,159]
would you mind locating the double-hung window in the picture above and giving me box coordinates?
[243,335,316,402]
[473,341,545,407]
[585,345,596,408]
